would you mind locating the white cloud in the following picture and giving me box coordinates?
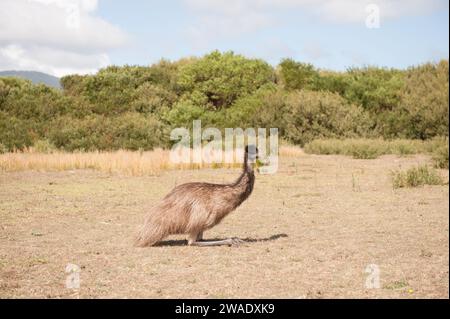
[187,0,446,21]
[314,0,446,23]
[0,44,111,77]
[0,0,127,76]
[183,0,446,65]
[184,0,446,36]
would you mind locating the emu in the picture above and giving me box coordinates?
[134,145,258,247]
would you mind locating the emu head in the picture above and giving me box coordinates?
[245,144,259,163]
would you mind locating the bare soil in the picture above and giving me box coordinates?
[0,154,448,298]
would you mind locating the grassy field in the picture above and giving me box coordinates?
[0,151,448,298]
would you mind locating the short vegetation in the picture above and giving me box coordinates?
[304,137,449,161]
[392,165,445,188]
[432,144,449,169]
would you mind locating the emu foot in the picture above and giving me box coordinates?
[228,237,245,246]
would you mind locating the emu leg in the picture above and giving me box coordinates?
[187,232,202,245]
[189,237,245,247]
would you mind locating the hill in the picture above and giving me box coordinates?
[0,70,61,88]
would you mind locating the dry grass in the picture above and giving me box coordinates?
[0,148,234,176]
[0,149,170,176]
[0,152,448,298]
[278,145,304,157]
[0,146,302,176]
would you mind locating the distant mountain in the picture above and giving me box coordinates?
[0,70,61,88]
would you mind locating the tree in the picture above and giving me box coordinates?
[278,58,319,90]
[177,51,275,110]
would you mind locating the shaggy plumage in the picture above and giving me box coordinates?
[134,145,257,247]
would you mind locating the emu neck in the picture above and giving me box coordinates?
[231,153,255,204]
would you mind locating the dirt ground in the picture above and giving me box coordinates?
[0,153,448,298]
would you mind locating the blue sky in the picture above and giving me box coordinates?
[98,0,449,70]
[0,0,448,76]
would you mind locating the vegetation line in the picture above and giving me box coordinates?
[304,137,449,168]
[0,51,448,153]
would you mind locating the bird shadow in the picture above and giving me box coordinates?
[156,233,288,247]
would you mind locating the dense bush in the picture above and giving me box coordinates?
[50,113,166,151]
[283,90,372,145]
[343,67,404,112]
[0,78,69,121]
[0,111,35,150]
[278,59,319,91]
[395,61,448,139]
[225,85,286,129]
[60,60,188,116]
[0,52,448,152]
[310,71,349,96]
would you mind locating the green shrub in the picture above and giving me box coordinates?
[224,84,285,128]
[50,113,166,151]
[0,111,35,151]
[278,59,319,90]
[380,61,449,139]
[112,113,167,150]
[348,142,386,159]
[310,71,349,95]
[1,81,69,121]
[163,99,207,128]
[344,66,404,112]
[432,144,449,169]
[392,165,445,188]
[131,83,176,114]
[283,90,372,146]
